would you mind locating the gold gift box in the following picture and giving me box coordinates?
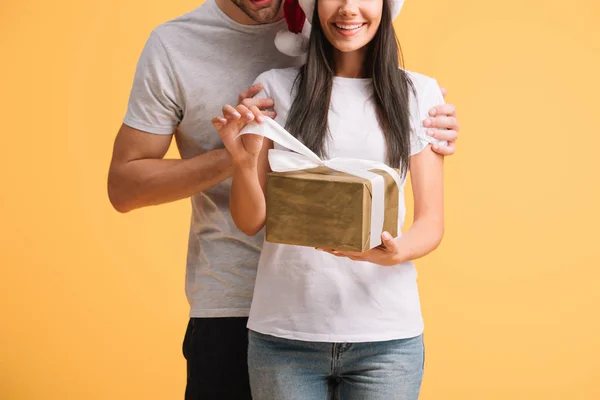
[265,166,399,252]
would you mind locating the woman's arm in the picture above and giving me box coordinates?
[212,103,273,236]
[229,138,273,236]
[393,144,445,263]
[322,144,444,266]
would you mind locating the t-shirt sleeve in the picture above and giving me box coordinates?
[251,70,273,100]
[123,31,183,135]
[410,79,448,156]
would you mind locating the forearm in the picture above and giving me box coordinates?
[393,217,444,264]
[108,149,232,212]
[230,165,266,236]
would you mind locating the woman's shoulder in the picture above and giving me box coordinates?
[401,69,441,94]
[400,69,445,110]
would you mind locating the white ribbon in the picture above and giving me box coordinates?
[237,118,402,249]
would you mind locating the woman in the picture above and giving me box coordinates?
[213,0,445,398]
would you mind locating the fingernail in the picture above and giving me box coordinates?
[233,112,241,118]
[382,232,392,240]
[429,109,436,116]
[246,113,254,119]
[257,116,264,123]
[424,119,431,127]
[433,145,439,151]
[427,129,435,137]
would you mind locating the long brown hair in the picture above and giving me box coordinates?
[285,0,415,176]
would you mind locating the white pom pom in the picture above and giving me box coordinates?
[275,30,308,57]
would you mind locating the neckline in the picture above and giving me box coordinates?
[333,76,373,86]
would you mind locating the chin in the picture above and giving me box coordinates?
[332,42,366,53]
[250,10,279,23]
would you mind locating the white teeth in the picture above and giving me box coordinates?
[335,23,363,30]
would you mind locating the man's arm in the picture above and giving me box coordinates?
[107,124,232,213]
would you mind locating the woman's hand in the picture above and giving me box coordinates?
[212,104,265,168]
[319,231,405,266]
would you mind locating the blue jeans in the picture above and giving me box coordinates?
[247,330,425,400]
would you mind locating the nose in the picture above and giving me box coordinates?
[339,0,359,17]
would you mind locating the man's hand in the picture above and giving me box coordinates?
[425,87,459,156]
[238,83,277,119]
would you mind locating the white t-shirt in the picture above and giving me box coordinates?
[247,67,445,343]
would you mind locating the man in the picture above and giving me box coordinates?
[107,0,460,398]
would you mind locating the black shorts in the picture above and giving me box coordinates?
[183,317,251,400]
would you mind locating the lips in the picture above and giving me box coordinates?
[250,0,272,7]
[332,22,366,36]
[334,23,365,30]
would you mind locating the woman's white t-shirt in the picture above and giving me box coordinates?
[247,67,445,343]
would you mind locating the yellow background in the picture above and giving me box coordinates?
[1,0,599,398]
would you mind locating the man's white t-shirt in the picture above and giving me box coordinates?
[247,67,445,343]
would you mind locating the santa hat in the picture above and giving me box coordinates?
[275,0,406,57]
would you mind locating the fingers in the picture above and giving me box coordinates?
[339,252,366,262]
[318,248,366,261]
[222,104,241,120]
[241,97,277,120]
[336,250,364,258]
[221,104,265,124]
[380,231,396,247]
[440,87,448,98]
[211,110,238,150]
[427,104,456,118]
[213,103,264,142]
[238,82,277,121]
[347,256,365,261]
[211,115,227,129]
[334,252,366,262]
[213,105,254,143]
[432,142,456,156]
[236,104,266,126]
[262,110,277,119]
[238,83,264,104]
[248,105,265,123]
[423,115,459,131]
[423,103,460,154]
[235,104,254,121]
[426,129,458,142]
[241,97,274,110]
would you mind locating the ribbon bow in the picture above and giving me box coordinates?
[237,118,402,249]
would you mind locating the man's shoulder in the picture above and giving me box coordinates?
[151,1,217,43]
